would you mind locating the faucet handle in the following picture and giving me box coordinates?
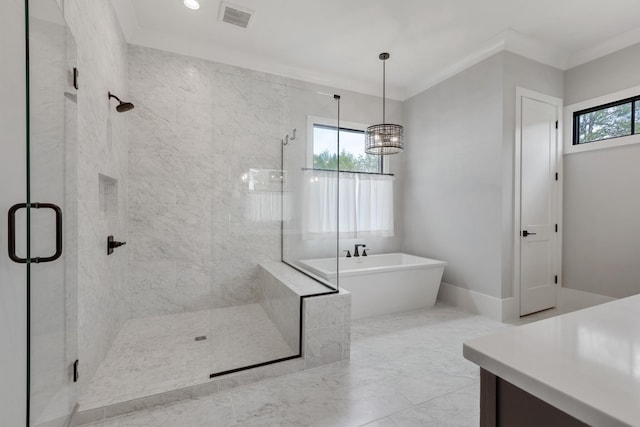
[362,248,369,256]
[343,250,352,258]
[354,243,366,257]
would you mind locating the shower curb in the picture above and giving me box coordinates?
[72,358,305,426]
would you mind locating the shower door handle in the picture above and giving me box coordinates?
[8,202,63,264]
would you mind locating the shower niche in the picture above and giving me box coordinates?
[98,174,118,219]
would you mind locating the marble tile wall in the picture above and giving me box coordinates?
[127,45,287,317]
[257,265,301,352]
[303,291,351,368]
[64,0,130,397]
[258,262,351,368]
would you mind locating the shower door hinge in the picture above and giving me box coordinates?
[73,359,79,383]
[555,120,558,129]
[555,224,558,232]
[73,68,79,90]
[554,275,558,284]
[555,172,558,181]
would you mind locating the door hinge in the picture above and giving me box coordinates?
[555,172,558,181]
[555,224,558,232]
[555,120,558,129]
[73,359,79,383]
[73,67,79,90]
[554,275,558,284]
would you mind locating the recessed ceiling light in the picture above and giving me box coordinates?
[184,0,200,10]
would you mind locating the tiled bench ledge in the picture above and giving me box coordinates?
[258,262,351,368]
[73,262,350,426]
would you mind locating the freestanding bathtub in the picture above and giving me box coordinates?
[299,253,447,319]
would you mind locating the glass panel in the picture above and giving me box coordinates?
[635,101,640,134]
[577,102,632,144]
[207,75,302,375]
[27,0,78,425]
[282,88,340,291]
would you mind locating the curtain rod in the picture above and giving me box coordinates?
[301,167,394,177]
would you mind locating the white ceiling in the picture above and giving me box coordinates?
[111,0,640,100]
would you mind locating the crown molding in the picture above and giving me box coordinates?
[502,29,569,70]
[404,33,506,100]
[566,26,640,69]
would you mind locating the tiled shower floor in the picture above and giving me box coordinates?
[80,303,526,426]
[80,304,296,411]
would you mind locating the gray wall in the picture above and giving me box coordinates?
[402,54,505,298]
[565,43,640,105]
[0,0,27,424]
[563,42,640,298]
[402,52,563,300]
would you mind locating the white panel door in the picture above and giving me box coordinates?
[520,97,558,316]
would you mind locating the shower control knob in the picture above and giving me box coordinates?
[107,235,127,255]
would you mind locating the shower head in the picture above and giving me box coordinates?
[108,92,135,113]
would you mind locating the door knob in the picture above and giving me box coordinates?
[522,230,537,237]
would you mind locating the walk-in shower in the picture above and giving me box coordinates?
[20,1,349,424]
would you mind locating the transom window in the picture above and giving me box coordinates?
[312,124,382,174]
[573,95,640,145]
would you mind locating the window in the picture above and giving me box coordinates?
[312,124,382,173]
[573,96,640,145]
[302,118,394,239]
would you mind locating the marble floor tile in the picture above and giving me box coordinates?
[81,304,294,410]
[390,383,480,427]
[79,303,562,426]
[209,304,296,373]
[362,418,398,427]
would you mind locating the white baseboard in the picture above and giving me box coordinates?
[558,287,616,312]
[437,282,516,322]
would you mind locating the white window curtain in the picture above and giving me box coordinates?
[302,170,394,239]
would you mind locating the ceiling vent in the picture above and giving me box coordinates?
[219,2,254,29]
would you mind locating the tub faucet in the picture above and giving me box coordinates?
[354,244,366,257]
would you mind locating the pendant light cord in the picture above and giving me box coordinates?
[382,58,386,124]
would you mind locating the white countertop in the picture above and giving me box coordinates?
[463,295,640,427]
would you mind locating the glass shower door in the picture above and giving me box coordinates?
[23,0,78,425]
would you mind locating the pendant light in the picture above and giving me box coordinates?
[365,52,404,155]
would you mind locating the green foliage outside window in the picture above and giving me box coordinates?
[576,100,639,144]
[313,149,379,173]
[578,103,632,143]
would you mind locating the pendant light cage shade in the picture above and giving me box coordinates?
[365,123,404,155]
[365,52,404,155]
